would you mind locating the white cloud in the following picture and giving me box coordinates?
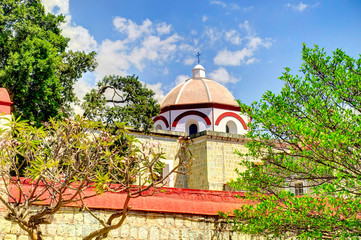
[184,58,196,65]
[214,35,272,66]
[113,17,152,40]
[72,74,95,115]
[202,15,208,22]
[225,30,243,45]
[208,68,239,84]
[96,39,129,79]
[145,82,166,104]
[175,75,189,86]
[97,18,183,80]
[210,0,227,8]
[61,19,98,52]
[214,49,253,66]
[205,20,262,47]
[286,2,309,12]
[247,36,272,49]
[73,79,91,100]
[42,0,97,53]
[156,22,172,35]
[211,20,272,66]
[179,43,196,52]
[41,0,69,15]
[239,20,252,34]
[128,34,180,70]
[205,27,222,43]
[245,58,257,65]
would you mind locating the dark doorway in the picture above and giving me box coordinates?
[189,124,198,135]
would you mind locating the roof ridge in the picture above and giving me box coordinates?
[201,78,212,102]
[175,79,192,104]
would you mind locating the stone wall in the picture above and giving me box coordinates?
[131,130,252,191]
[129,130,189,188]
[188,138,209,189]
[188,131,250,191]
[0,207,248,240]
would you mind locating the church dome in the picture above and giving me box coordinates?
[154,64,248,135]
[161,65,239,109]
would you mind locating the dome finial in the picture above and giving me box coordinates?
[192,64,206,78]
[196,52,201,64]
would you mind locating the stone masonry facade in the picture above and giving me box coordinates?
[132,130,250,191]
[188,131,249,191]
[0,207,251,240]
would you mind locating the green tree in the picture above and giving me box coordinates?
[82,75,160,132]
[0,116,191,239]
[0,0,97,124]
[228,45,361,239]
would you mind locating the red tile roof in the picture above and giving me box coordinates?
[9,179,251,216]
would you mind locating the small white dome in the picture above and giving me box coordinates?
[193,64,205,70]
[192,64,206,78]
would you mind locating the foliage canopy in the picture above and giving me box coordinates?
[82,75,160,132]
[0,0,97,124]
[229,45,361,239]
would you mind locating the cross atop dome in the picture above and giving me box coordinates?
[196,52,201,64]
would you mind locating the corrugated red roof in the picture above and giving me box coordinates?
[83,187,250,215]
[9,179,251,216]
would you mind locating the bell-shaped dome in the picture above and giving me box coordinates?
[161,65,239,109]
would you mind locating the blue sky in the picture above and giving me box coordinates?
[41,0,361,108]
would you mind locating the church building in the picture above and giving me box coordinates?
[0,85,251,240]
[0,65,253,192]
[132,64,252,191]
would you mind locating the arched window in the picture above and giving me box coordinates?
[189,124,198,135]
[226,120,237,134]
[155,124,162,130]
